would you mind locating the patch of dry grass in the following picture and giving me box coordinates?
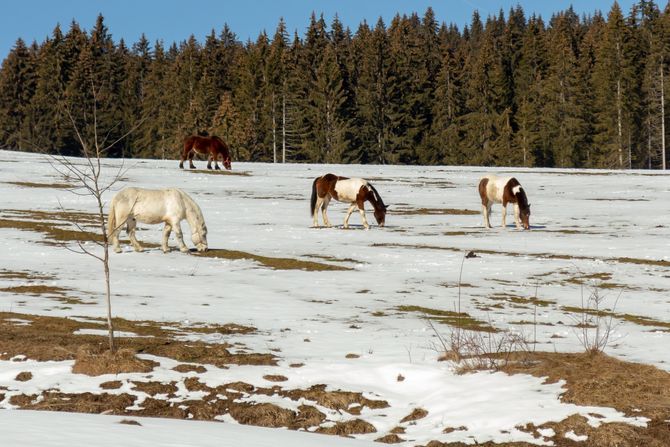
[397,305,497,333]
[194,249,352,271]
[186,169,250,176]
[393,208,479,216]
[0,312,273,368]
[5,181,75,189]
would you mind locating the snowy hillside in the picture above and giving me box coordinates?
[0,150,668,446]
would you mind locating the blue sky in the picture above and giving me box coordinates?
[2,0,639,58]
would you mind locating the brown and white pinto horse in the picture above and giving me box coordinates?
[478,174,531,230]
[310,174,388,229]
[179,135,232,170]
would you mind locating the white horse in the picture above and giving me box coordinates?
[107,187,208,253]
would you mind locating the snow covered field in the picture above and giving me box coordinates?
[0,150,668,446]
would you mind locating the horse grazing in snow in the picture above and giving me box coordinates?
[108,187,208,253]
[179,135,232,170]
[478,174,531,230]
[310,174,388,229]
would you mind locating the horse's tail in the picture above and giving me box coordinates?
[107,198,117,238]
[367,182,386,209]
[310,177,319,216]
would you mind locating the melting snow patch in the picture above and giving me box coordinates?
[565,430,588,442]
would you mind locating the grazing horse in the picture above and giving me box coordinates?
[179,135,232,170]
[478,174,531,230]
[108,187,208,253]
[310,174,388,229]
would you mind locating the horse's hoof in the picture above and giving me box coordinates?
[215,166,221,170]
[134,247,143,253]
[114,248,122,253]
[180,247,189,253]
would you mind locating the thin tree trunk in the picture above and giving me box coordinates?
[272,93,277,164]
[661,64,666,170]
[617,78,623,169]
[282,93,286,163]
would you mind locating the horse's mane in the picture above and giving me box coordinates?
[178,189,207,231]
[509,178,529,210]
[367,183,386,209]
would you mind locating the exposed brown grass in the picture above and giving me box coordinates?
[371,242,670,268]
[72,346,158,376]
[393,208,479,216]
[131,381,178,397]
[5,181,75,189]
[186,169,251,176]
[172,364,207,373]
[193,249,352,271]
[0,269,54,281]
[14,371,33,382]
[498,351,670,446]
[375,434,405,443]
[400,407,428,423]
[316,419,377,436]
[263,374,288,382]
[397,305,497,333]
[0,312,274,368]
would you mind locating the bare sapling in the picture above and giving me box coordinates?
[47,82,145,352]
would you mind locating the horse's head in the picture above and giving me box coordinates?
[520,204,531,230]
[192,224,208,252]
[223,156,232,170]
[373,205,388,227]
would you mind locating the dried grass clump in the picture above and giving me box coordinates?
[228,403,295,428]
[317,419,377,436]
[72,345,158,376]
[14,371,33,382]
[400,407,428,423]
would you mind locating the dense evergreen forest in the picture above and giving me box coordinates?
[1,1,669,168]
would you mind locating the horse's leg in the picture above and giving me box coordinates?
[110,212,122,253]
[179,149,186,169]
[312,197,323,228]
[514,204,521,229]
[357,200,370,230]
[172,222,189,252]
[207,152,213,170]
[501,204,508,229]
[162,223,172,253]
[189,150,196,169]
[127,218,143,252]
[214,152,221,170]
[343,203,357,229]
[322,196,332,227]
[482,201,492,228]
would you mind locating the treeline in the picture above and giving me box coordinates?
[1,1,670,168]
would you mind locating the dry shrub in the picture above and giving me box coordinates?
[22,391,135,414]
[400,407,428,423]
[183,377,212,393]
[133,397,187,418]
[14,371,33,382]
[317,419,376,436]
[263,374,288,382]
[282,384,389,413]
[228,402,295,428]
[72,345,158,376]
[375,433,404,443]
[345,353,360,359]
[118,419,142,426]
[172,364,207,373]
[294,405,326,428]
[131,381,178,397]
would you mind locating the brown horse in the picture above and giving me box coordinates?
[179,135,232,170]
[310,174,388,229]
